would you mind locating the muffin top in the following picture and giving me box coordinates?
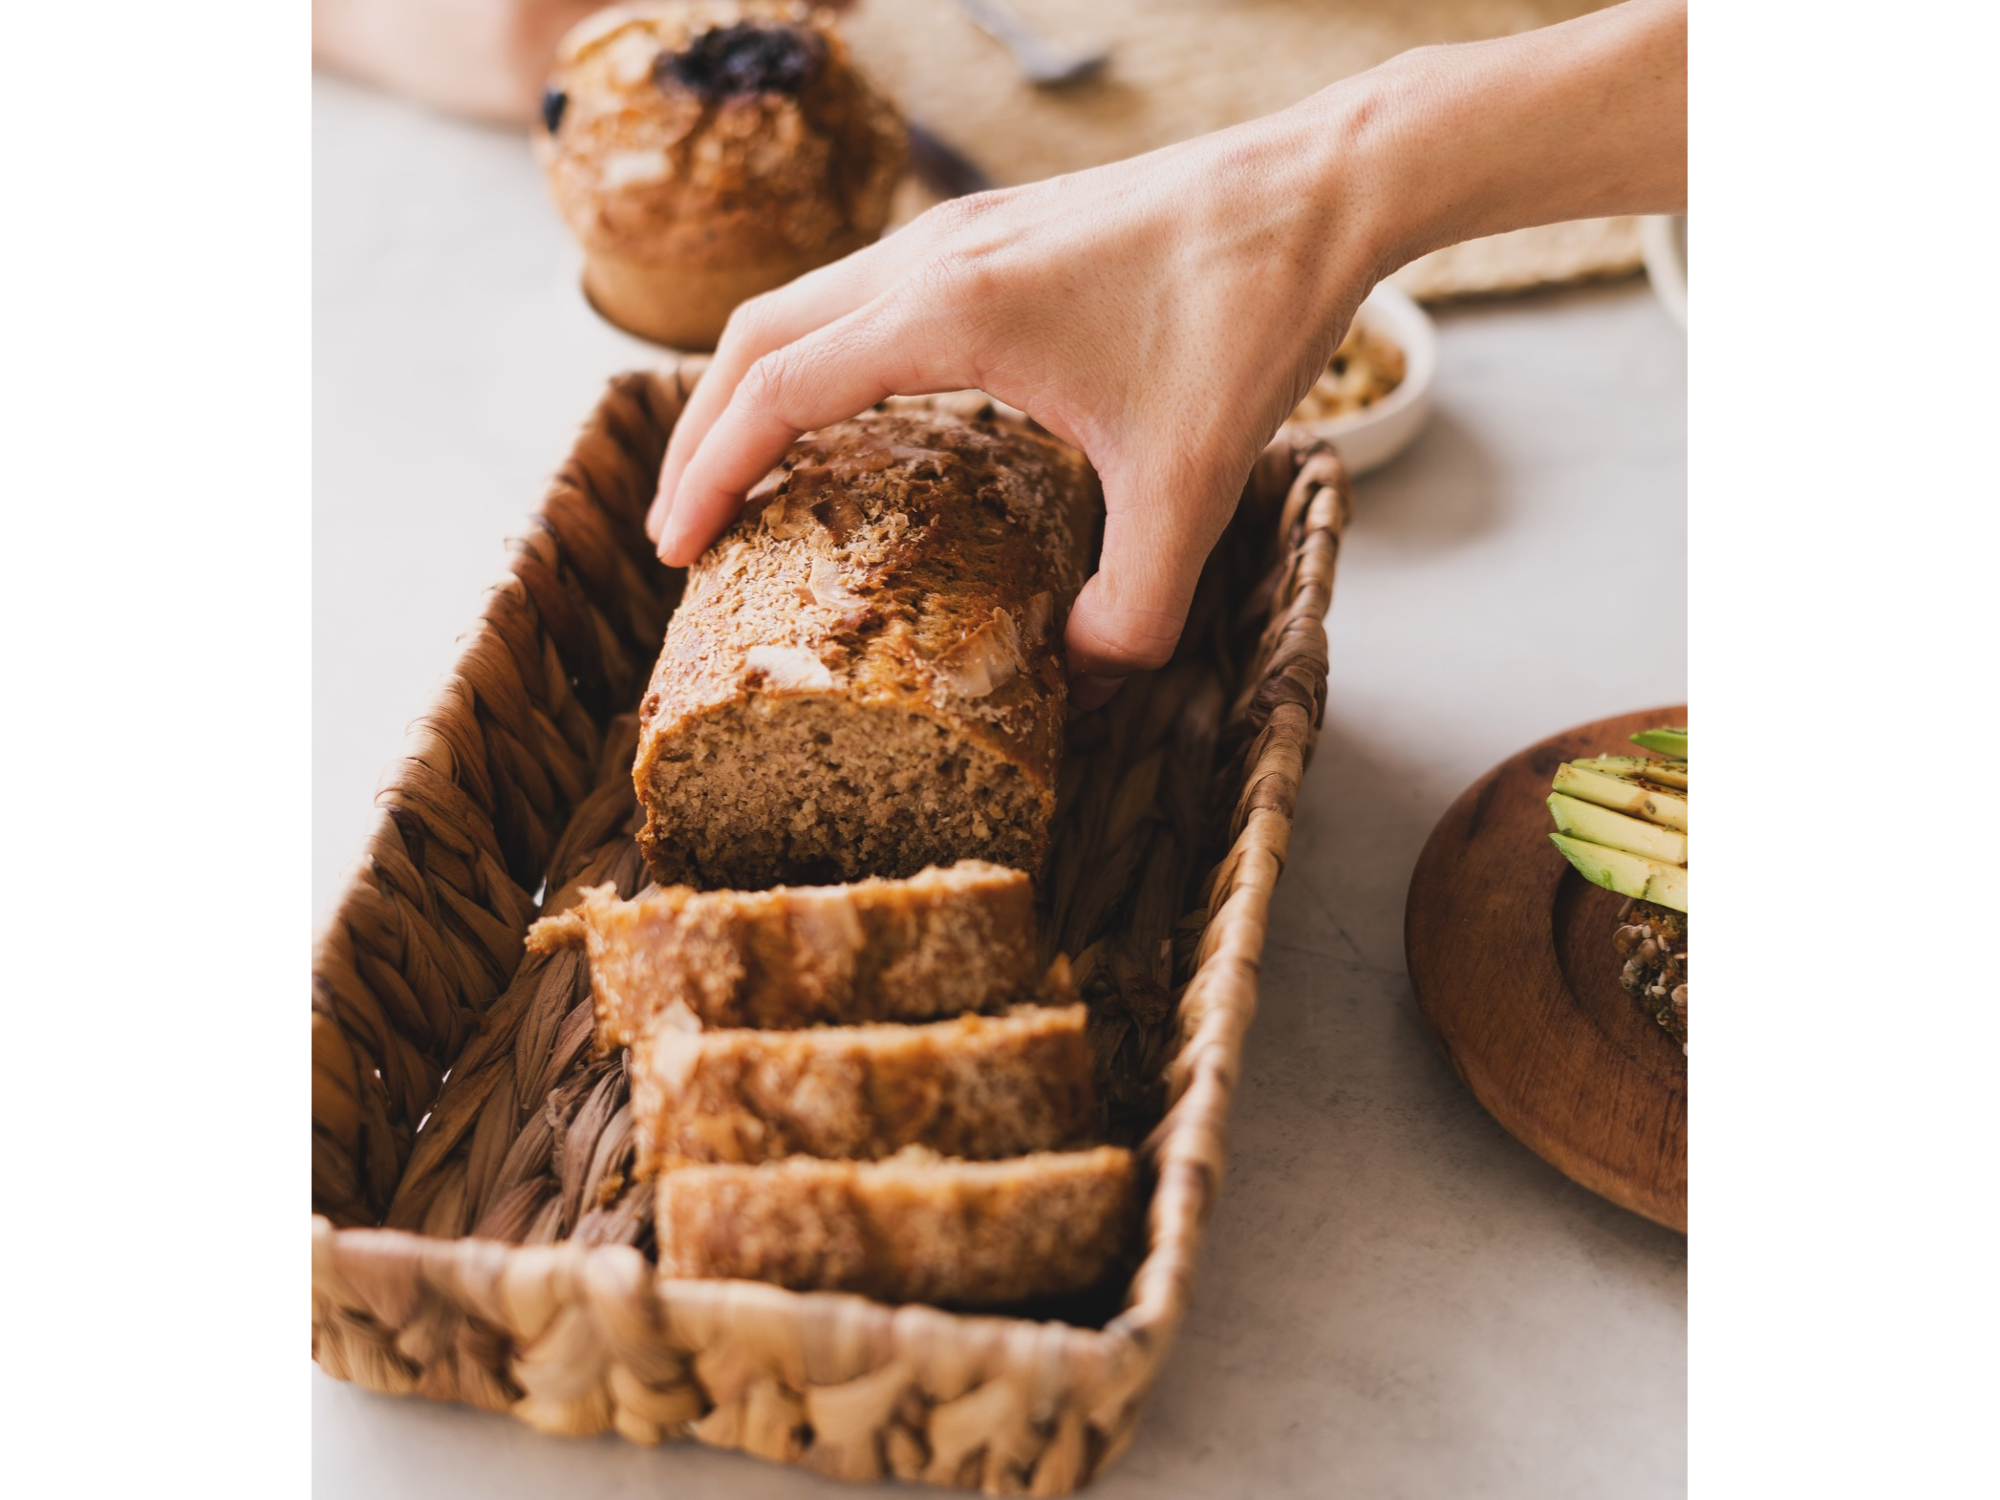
[538,2,906,267]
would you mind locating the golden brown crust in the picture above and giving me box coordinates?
[653,1147,1137,1304]
[630,1004,1095,1172]
[537,1,905,270]
[579,235,874,350]
[633,402,1102,888]
[526,861,1044,1045]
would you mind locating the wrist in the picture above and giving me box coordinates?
[1288,52,1486,284]
[1223,83,1410,348]
[1290,0,1688,279]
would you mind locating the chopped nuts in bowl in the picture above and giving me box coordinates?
[1286,283,1438,476]
[1292,321,1408,423]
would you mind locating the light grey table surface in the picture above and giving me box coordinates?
[314,71,1687,1500]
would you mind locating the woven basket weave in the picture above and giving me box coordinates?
[311,360,1349,1492]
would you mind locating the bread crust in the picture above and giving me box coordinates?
[630,1004,1095,1172]
[654,1147,1137,1304]
[633,402,1102,888]
[528,861,1044,1044]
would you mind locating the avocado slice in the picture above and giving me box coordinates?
[1547,792,1688,865]
[1574,754,1688,790]
[1550,833,1689,912]
[1630,726,1688,758]
[1551,762,1689,832]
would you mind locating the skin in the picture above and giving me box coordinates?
[649,0,1686,705]
[314,0,860,123]
[314,0,608,122]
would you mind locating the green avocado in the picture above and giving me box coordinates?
[1551,762,1688,832]
[1550,833,1689,912]
[1547,792,1688,865]
[1574,754,1688,790]
[1630,726,1688,759]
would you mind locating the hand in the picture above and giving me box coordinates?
[650,111,1382,703]
[646,0,1686,704]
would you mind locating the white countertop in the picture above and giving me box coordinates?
[313,71,1687,1499]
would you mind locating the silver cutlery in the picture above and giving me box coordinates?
[953,0,1108,88]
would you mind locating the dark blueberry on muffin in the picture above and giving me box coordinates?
[657,21,827,98]
[541,86,568,134]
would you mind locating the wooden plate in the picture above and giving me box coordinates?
[1404,706,1688,1231]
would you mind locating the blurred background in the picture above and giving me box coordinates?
[838,0,1652,300]
[315,6,1685,1495]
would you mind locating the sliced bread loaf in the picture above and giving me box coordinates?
[630,1003,1094,1173]
[527,860,1042,1046]
[653,1147,1136,1305]
[632,401,1101,889]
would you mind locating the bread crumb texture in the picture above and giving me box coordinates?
[635,405,1101,889]
[547,860,1042,1042]
[631,1002,1095,1171]
[655,1147,1136,1304]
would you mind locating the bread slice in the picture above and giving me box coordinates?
[632,402,1102,889]
[630,1004,1095,1173]
[653,1147,1136,1305]
[527,860,1043,1046]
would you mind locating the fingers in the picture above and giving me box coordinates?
[650,191,1024,554]
[657,293,979,566]
[1069,672,1129,712]
[647,246,899,547]
[1064,460,1242,700]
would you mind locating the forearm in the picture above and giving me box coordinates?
[313,0,600,123]
[647,0,1688,687]
[1312,0,1687,279]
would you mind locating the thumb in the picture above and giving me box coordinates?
[1063,461,1239,705]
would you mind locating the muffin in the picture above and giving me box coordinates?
[537,1,906,350]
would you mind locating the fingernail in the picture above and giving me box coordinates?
[1070,673,1125,711]
[645,494,669,543]
[656,518,691,566]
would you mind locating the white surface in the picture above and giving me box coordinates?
[1642,215,1688,327]
[1296,282,1437,477]
[314,70,1687,1500]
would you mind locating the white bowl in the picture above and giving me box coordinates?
[1290,283,1438,477]
[1641,214,1687,327]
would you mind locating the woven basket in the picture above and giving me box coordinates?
[311,360,1349,1492]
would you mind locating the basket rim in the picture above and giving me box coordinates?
[312,361,1348,1481]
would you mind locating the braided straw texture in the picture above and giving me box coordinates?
[311,361,1349,1492]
